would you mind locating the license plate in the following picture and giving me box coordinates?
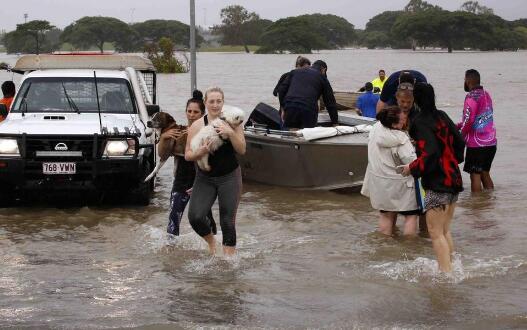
[42,162,76,175]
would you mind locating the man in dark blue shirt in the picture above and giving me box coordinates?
[278,60,338,129]
[376,70,427,113]
[356,82,379,118]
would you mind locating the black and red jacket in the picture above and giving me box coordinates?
[409,110,465,194]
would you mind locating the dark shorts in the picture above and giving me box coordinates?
[283,106,317,129]
[380,209,421,216]
[463,145,497,174]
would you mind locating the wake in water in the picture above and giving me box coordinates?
[369,253,525,284]
[140,224,258,274]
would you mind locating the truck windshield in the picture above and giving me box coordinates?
[11,77,137,114]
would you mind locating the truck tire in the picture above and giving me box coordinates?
[0,187,15,208]
[133,159,154,206]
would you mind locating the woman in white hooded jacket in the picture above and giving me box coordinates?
[361,106,419,236]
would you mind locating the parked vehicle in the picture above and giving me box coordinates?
[0,54,160,205]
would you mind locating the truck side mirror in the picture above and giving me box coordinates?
[0,104,8,118]
[146,104,160,116]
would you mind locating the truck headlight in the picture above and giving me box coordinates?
[0,138,20,156]
[103,139,136,157]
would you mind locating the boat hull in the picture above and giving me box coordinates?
[238,133,369,190]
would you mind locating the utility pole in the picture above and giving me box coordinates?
[190,0,197,95]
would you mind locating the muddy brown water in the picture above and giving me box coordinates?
[1,50,526,328]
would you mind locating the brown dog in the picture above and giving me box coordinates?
[145,112,188,182]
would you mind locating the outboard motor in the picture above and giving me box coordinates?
[245,102,281,130]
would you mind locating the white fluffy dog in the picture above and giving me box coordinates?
[190,106,245,171]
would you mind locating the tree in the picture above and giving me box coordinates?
[61,16,133,53]
[297,14,355,48]
[393,10,494,52]
[364,11,411,48]
[213,5,262,52]
[240,18,273,45]
[460,1,494,15]
[404,0,442,13]
[360,31,390,49]
[145,37,188,73]
[4,20,58,54]
[257,17,326,54]
[17,20,54,54]
[132,19,203,49]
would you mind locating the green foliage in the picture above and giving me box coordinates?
[297,14,355,48]
[257,17,325,54]
[513,19,527,28]
[257,14,355,53]
[132,19,203,49]
[61,16,133,53]
[4,20,56,54]
[404,0,442,13]
[240,18,273,45]
[145,37,188,73]
[212,5,271,52]
[460,1,494,15]
[360,31,390,49]
[364,11,411,48]
[366,11,404,34]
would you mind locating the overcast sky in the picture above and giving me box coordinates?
[1,0,526,32]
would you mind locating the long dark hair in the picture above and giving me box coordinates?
[413,83,437,115]
[186,90,205,113]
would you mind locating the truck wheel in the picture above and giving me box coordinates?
[134,160,153,206]
[0,187,15,208]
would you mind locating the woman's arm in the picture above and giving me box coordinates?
[397,138,417,165]
[216,121,246,155]
[158,129,183,159]
[405,124,439,178]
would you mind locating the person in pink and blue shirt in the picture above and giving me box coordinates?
[457,69,497,192]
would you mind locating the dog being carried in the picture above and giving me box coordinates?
[190,105,245,172]
[144,112,187,182]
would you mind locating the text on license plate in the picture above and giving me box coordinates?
[42,162,76,174]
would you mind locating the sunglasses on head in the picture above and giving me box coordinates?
[397,83,414,91]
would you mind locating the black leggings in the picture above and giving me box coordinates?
[188,167,242,246]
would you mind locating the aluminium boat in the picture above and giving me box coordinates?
[238,103,374,190]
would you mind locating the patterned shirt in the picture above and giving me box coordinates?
[457,86,497,148]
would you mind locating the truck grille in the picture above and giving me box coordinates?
[24,135,105,160]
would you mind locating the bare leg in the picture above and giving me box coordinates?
[379,211,396,236]
[223,246,236,256]
[481,171,494,190]
[402,214,418,236]
[426,208,452,272]
[418,213,428,235]
[444,203,456,260]
[470,173,483,193]
[203,233,216,255]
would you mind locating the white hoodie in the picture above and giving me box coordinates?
[361,121,418,212]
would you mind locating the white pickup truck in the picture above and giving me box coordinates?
[0,54,160,205]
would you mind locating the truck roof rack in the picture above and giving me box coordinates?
[12,54,156,74]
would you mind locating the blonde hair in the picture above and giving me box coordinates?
[204,87,224,102]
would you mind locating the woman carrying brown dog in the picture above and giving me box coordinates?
[160,90,215,236]
[185,87,246,256]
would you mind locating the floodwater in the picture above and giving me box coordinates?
[1,50,526,329]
